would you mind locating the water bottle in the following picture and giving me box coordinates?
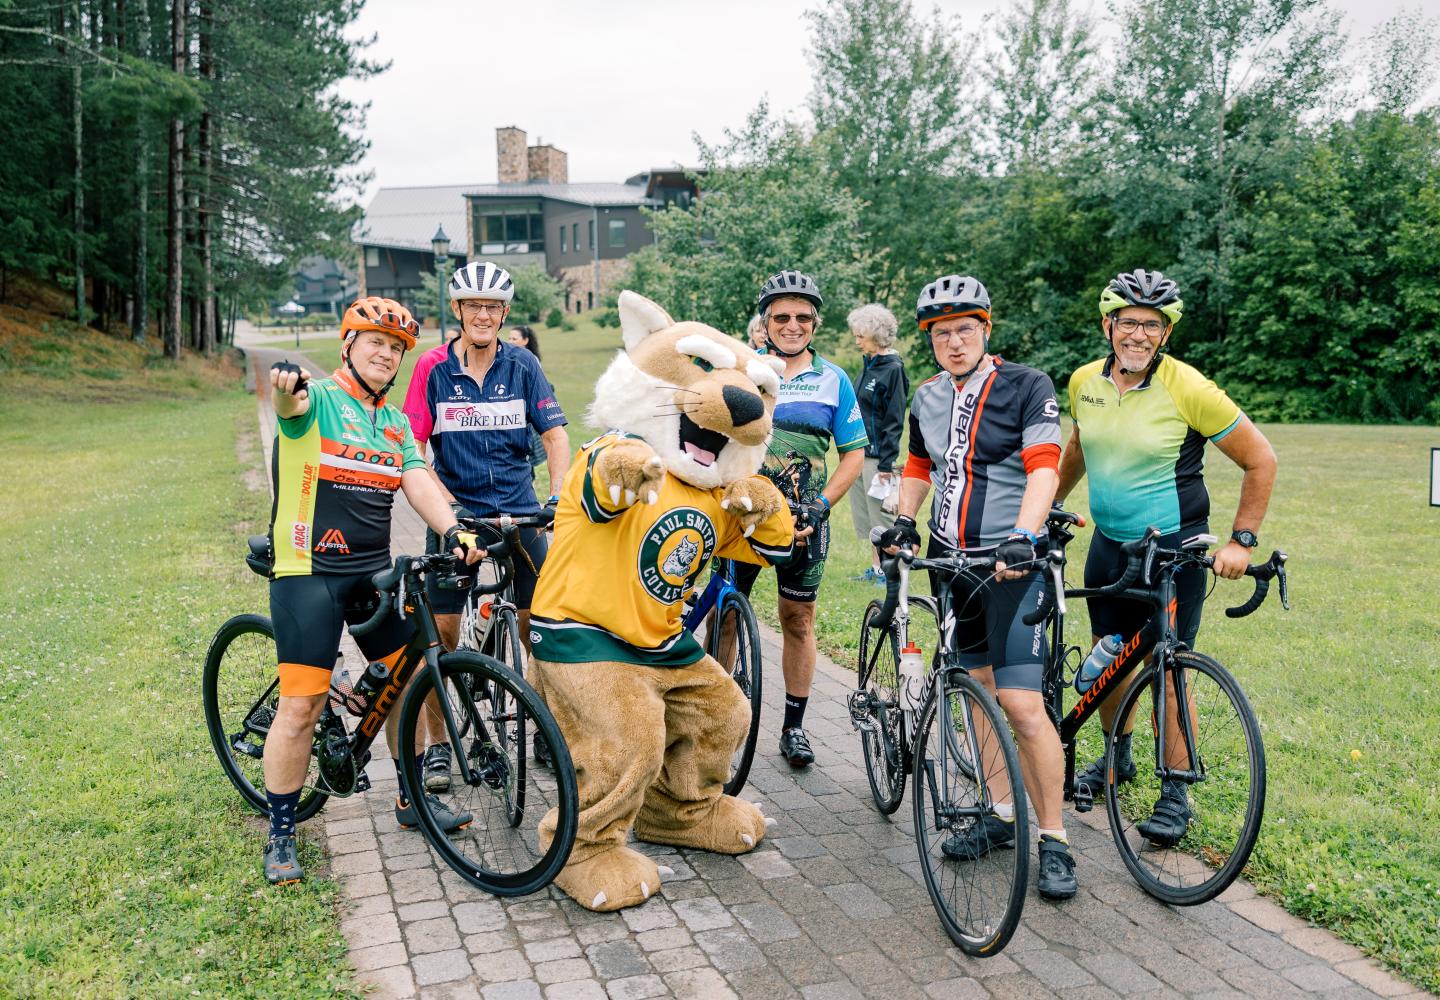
[1075,635,1124,694]
[472,598,495,648]
[349,658,393,711]
[898,640,926,717]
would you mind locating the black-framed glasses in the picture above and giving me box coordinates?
[459,301,507,316]
[1113,318,1166,335]
[770,312,816,327]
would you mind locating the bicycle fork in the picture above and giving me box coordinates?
[921,671,993,831]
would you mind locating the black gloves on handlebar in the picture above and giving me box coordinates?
[803,496,831,527]
[876,515,922,552]
[441,524,473,555]
[995,534,1036,571]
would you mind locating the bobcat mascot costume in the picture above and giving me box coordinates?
[528,291,795,912]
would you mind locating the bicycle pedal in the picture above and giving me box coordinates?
[230,733,264,760]
[1072,786,1094,813]
[355,772,371,793]
[847,690,871,726]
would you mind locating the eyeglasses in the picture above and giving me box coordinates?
[1113,318,1166,336]
[460,301,507,317]
[929,322,986,344]
[769,312,816,327]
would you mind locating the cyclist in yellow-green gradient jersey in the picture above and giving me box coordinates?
[1056,269,1277,844]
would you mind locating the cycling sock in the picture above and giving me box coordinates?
[267,788,301,839]
[1038,828,1068,844]
[394,760,409,807]
[993,802,1015,822]
[782,694,808,732]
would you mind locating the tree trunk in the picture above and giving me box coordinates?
[72,2,85,324]
[164,0,186,359]
[130,0,149,344]
[197,1,215,355]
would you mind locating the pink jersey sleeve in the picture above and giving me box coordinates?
[402,345,448,443]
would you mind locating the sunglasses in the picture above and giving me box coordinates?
[358,309,418,336]
[770,312,816,327]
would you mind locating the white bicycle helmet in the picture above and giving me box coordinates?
[449,261,515,302]
[916,274,991,329]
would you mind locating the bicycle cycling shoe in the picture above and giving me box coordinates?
[264,834,304,886]
[940,813,1016,861]
[1036,835,1078,900]
[533,732,553,769]
[422,744,452,792]
[1136,781,1192,847]
[779,728,815,768]
[395,795,473,833]
[1075,751,1136,798]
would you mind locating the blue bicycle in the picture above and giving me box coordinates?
[683,558,763,795]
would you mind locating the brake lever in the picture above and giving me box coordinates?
[1275,551,1290,611]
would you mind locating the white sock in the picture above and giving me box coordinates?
[1038,827,1068,843]
[993,802,1015,822]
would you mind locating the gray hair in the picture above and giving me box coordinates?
[746,313,766,344]
[847,303,898,348]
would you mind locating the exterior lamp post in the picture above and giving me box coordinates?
[431,224,451,343]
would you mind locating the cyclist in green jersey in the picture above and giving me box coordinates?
[261,297,482,886]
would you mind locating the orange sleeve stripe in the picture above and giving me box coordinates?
[1021,443,1061,474]
[903,451,932,481]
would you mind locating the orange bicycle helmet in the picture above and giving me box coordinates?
[341,296,419,350]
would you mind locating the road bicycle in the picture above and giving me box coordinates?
[851,541,1030,957]
[682,558,763,795]
[1026,509,1288,905]
[203,530,579,896]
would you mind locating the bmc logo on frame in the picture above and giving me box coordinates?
[314,528,350,553]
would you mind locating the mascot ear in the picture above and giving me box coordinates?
[618,290,674,352]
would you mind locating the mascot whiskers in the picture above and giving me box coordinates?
[528,291,796,912]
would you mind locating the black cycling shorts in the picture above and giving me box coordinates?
[927,536,1047,692]
[424,524,549,615]
[731,520,829,604]
[1085,525,1208,649]
[270,573,414,697]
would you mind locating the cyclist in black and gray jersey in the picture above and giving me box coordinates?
[876,274,1077,900]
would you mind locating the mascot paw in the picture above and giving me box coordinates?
[635,795,770,855]
[552,845,663,913]
[594,439,666,508]
[720,477,787,538]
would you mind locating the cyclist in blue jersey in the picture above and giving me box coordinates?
[877,274,1077,900]
[732,270,867,769]
[401,261,571,786]
[1056,269,1276,842]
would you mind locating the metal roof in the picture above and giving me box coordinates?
[351,183,474,254]
[462,181,655,207]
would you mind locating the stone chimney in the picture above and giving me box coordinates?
[527,143,568,184]
[496,126,527,183]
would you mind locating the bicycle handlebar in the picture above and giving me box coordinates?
[457,510,555,596]
[1225,549,1290,618]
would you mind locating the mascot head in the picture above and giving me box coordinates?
[589,291,784,490]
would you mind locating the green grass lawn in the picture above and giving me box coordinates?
[537,319,1440,990]
[0,321,362,998]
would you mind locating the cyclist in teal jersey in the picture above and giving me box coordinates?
[732,270,867,768]
[1056,270,1276,842]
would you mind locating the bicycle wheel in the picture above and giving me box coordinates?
[912,668,1029,957]
[856,599,906,814]
[706,591,763,796]
[1105,650,1266,905]
[202,614,328,822]
[398,650,578,896]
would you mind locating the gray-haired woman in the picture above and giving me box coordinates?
[846,303,909,582]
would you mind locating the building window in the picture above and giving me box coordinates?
[572,222,579,251]
[365,247,380,267]
[587,291,594,309]
[559,227,567,254]
[588,220,595,250]
[473,206,545,255]
[608,219,626,248]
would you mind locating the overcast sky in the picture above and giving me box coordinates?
[339,0,1431,206]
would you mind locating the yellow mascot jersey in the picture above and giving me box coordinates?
[530,433,795,667]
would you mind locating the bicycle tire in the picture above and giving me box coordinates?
[397,650,578,896]
[707,591,763,797]
[857,599,906,814]
[486,606,528,819]
[202,614,328,822]
[912,668,1029,956]
[1105,650,1266,906]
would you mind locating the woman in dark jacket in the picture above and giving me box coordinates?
[846,304,909,582]
[507,326,549,471]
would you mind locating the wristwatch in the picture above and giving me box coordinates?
[1231,529,1258,549]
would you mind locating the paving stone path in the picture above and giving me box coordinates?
[244,352,1431,1000]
